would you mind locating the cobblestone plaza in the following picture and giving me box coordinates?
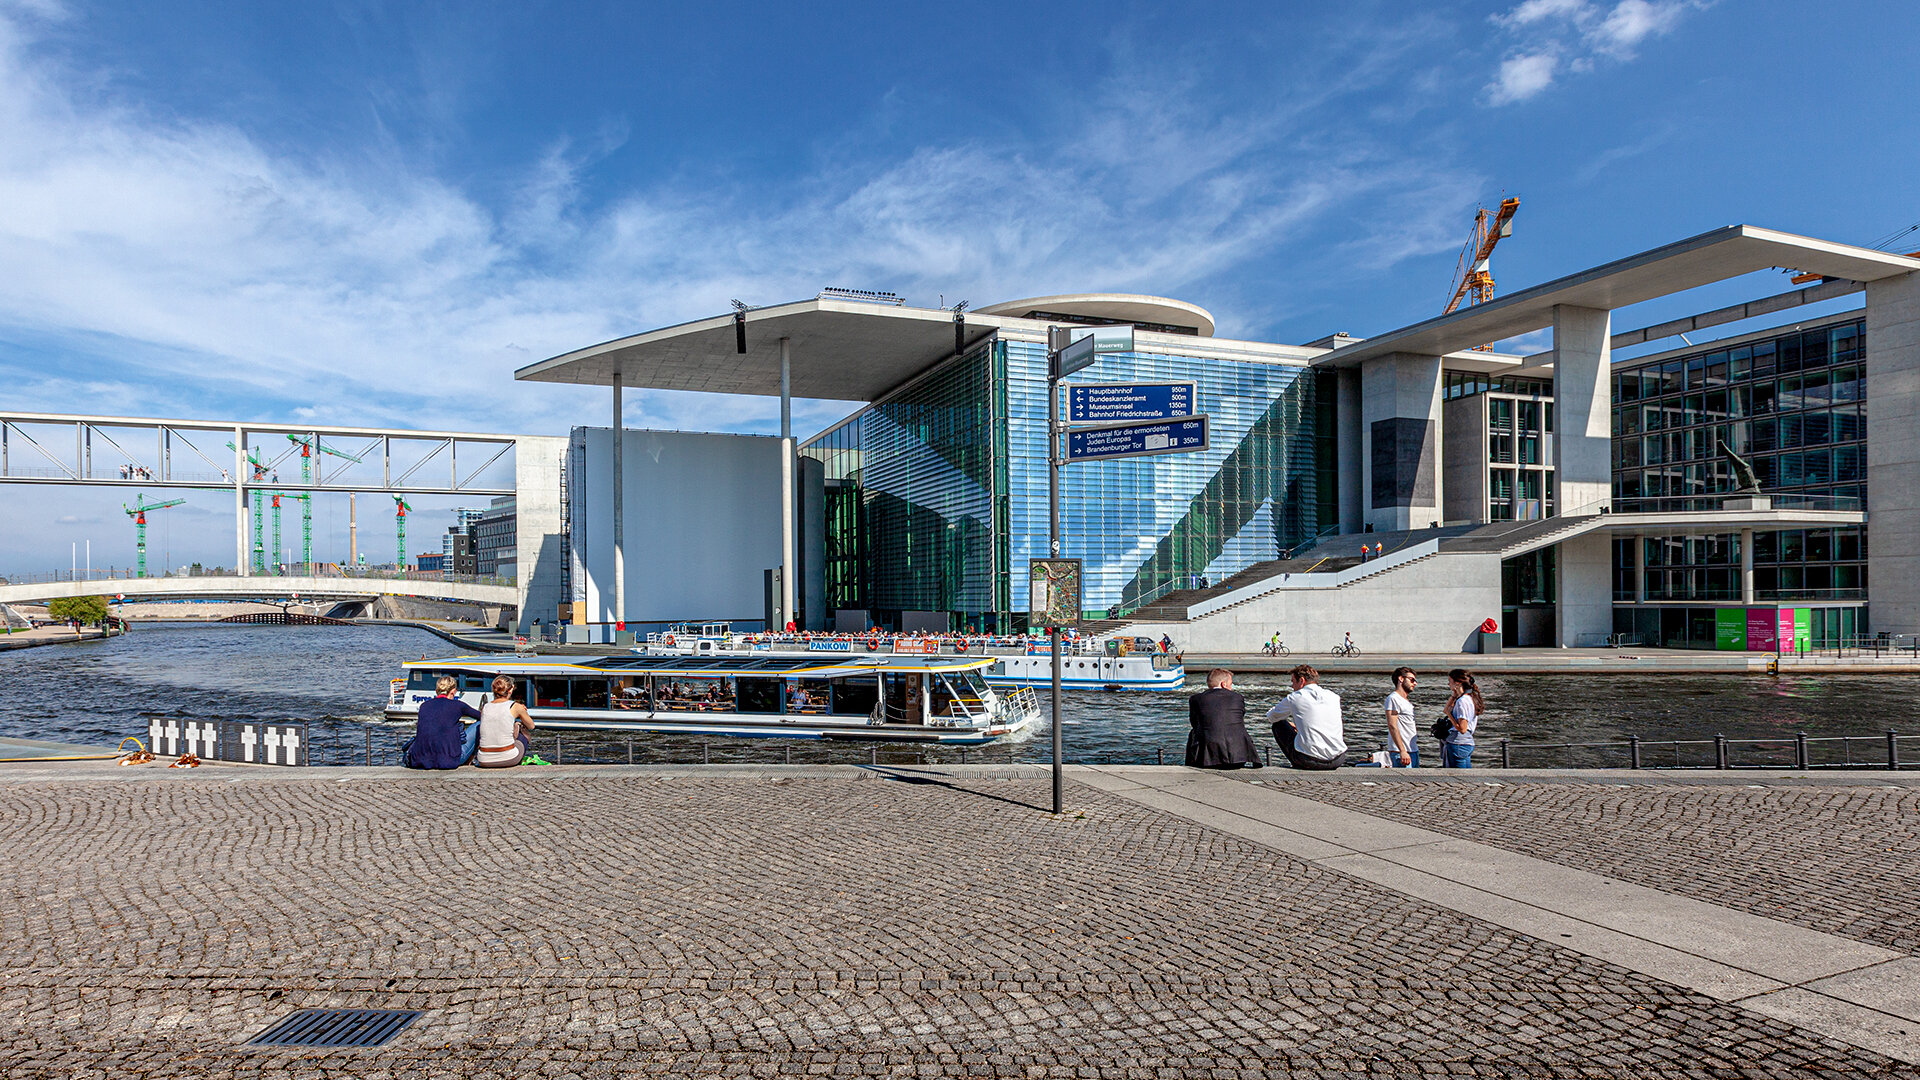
[4,764,1918,1077]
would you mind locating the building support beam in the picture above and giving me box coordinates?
[1632,533,1646,604]
[612,373,625,630]
[1551,305,1614,513]
[1335,368,1362,534]
[779,336,795,630]
[1740,528,1755,605]
[1358,353,1443,533]
[1867,270,1920,633]
[234,426,248,577]
[1556,529,1612,648]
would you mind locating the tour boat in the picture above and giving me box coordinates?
[385,650,1041,743]
[653,625,1186,693]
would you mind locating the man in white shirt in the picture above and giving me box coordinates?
[1265,664,1348,770]
[1383,666,1418,768]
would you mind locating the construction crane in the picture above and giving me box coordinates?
[123,495,186,578]
[1444,196,1521,315]
[285,435,364,571]
[392,495,412,568]
[226,441,271,574]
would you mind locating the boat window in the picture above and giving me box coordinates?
[929,677,958,719]
[831,675,880,718]
[653,675,735,713]
[571,678,610,710]
[406,670,439,692]
[786,678,832,714]
[736,677,781,714]
[460,674,491,693]
[532,677,571,708]
[610,675,650,710]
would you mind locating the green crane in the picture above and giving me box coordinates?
[122,495,186,578]
[226,442,272,573]
[393,495,412,568]
[285,435,364,571]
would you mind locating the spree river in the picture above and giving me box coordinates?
[3,622,1915,768]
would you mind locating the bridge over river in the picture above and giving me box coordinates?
[0,574,517,607]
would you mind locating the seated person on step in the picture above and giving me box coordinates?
[474,675,537,768]
[404,676,481,769]
[1264,664,1348,770]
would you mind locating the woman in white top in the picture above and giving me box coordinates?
[474,675,537,768]
[1442,668,1482,769]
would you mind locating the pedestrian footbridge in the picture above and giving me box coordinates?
[0,575,517,608]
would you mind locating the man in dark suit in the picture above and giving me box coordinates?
[1185,668,1264,769]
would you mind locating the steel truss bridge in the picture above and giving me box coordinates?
[0,411,522,580]
[0,575,516,607]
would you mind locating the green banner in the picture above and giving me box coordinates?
[1794,608,1813,654]
[1715,608,1746,651]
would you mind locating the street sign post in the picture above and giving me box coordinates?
[1049,324,1133,379]
[1066,416,1209,462]
[1066,382,1197,424]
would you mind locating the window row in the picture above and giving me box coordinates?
[1616,417,1865,468]
[1613,323,1863,401]
[1614,368,1864,433]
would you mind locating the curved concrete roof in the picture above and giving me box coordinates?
[975,294,1215,337]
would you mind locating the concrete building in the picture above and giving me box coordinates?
[474,495,516,578]
[516,226,1920,653]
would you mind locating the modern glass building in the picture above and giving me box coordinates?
[1607,314,1867,647]
[801,321,1330,631]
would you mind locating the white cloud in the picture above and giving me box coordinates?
[1485,0,1704,104]
[1488,52,1561,105]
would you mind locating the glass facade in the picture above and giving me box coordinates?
[1608,316,1867,646]
[802,332,1324,629]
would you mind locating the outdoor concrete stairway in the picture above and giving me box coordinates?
[1440,512,1607,559]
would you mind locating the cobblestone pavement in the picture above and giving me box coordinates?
[1278,777,1920,955]
[2,767,1915,1077]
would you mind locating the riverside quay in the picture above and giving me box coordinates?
[517,226,1918,653]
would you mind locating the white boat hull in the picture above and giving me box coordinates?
[985,653,1186,691]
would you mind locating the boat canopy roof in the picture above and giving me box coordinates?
[402,653,998,677]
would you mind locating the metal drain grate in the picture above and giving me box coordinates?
[246,1008,421,1048]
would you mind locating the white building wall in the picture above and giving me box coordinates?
[569,428,785,627]
[512,435,568,634]
[1125,551,1504,655]
[1868,271,1920,633]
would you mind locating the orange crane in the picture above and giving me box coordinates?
[1444,197,1521,315]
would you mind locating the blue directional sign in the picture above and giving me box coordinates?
[1067,382,1197,424]
[1066,416,1209,462]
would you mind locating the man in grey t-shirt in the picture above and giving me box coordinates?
[1382,666,1418,768]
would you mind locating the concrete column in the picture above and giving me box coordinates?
[779,336,795,628]
[611,374,624,630]
[1556,529,1612,648]
[1551,305,1614,512]
[1740,527,1755,605]
[1358,353,1443,532]
[1632,533,1645,603]
[234,426,248,577]
[1867,270,1920,634]
[513,435,570,635]
[1335,368,1362,533]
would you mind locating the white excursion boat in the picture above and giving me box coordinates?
[385,648,1041,744]
[660,626,1186,693]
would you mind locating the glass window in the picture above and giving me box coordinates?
[610,675,650,710]
[532,677,571,708]
[1778,412,1803,448]
[736,677,781,714]
[1837,529,1862,561]
[1750,340,1777,377]
[1801,371,1830,407]
[1730,345,1752,379]
[1752,381,1776,415]
[1779,452,1805,487]
[1778,333,1802,373]
[1807,529,1834,562]
[1704,350,1729,387]
[1831,366,1861,403]
[571,678,610,710]
[1836,444,1865,482]
[1803,410,1831,446]
[1661,359,1684,394]
[1803,448,1832,486]
[1754,532,1777,562]
[1616,373,1640,402]
[1683,393,1704,420]
[1686,355,1707,390]
[654,676,735,712]
[1778,377,1803,413]
[831,675,880,717]
[1801,328,1829,368]
[1704,389,1728,422]
[1779,530,1805,562]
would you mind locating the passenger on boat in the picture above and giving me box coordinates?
[1184,668,1264,770]
[475,675,537,768]
[404,675,482,769]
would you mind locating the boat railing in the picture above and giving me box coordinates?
[1001,686,1040,717]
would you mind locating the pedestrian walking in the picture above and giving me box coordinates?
[1382,666,1418,768]
[1441,668,1482,768]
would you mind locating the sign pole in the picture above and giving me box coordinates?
[1047,326,1067,816]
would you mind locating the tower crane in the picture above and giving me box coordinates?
[226,441,271,574]
[285,435,365,570]
[1444,196,1521,315]
[392,495,412,568]
[123,495,186,578]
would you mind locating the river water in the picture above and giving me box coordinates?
[3,622,1914,768]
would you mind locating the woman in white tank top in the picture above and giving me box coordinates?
[474,675,536,768]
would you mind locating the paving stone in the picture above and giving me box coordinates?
[1279,777,1920,953]
[0,771,1912,1076]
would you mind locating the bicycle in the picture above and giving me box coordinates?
[1329,641,1361,657]
[1261,641,1290,657]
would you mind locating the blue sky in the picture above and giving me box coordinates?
[2,0,1916,574]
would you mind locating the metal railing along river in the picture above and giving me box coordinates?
[307,726,1919,771]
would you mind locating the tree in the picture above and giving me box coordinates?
[47,596,111,626]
